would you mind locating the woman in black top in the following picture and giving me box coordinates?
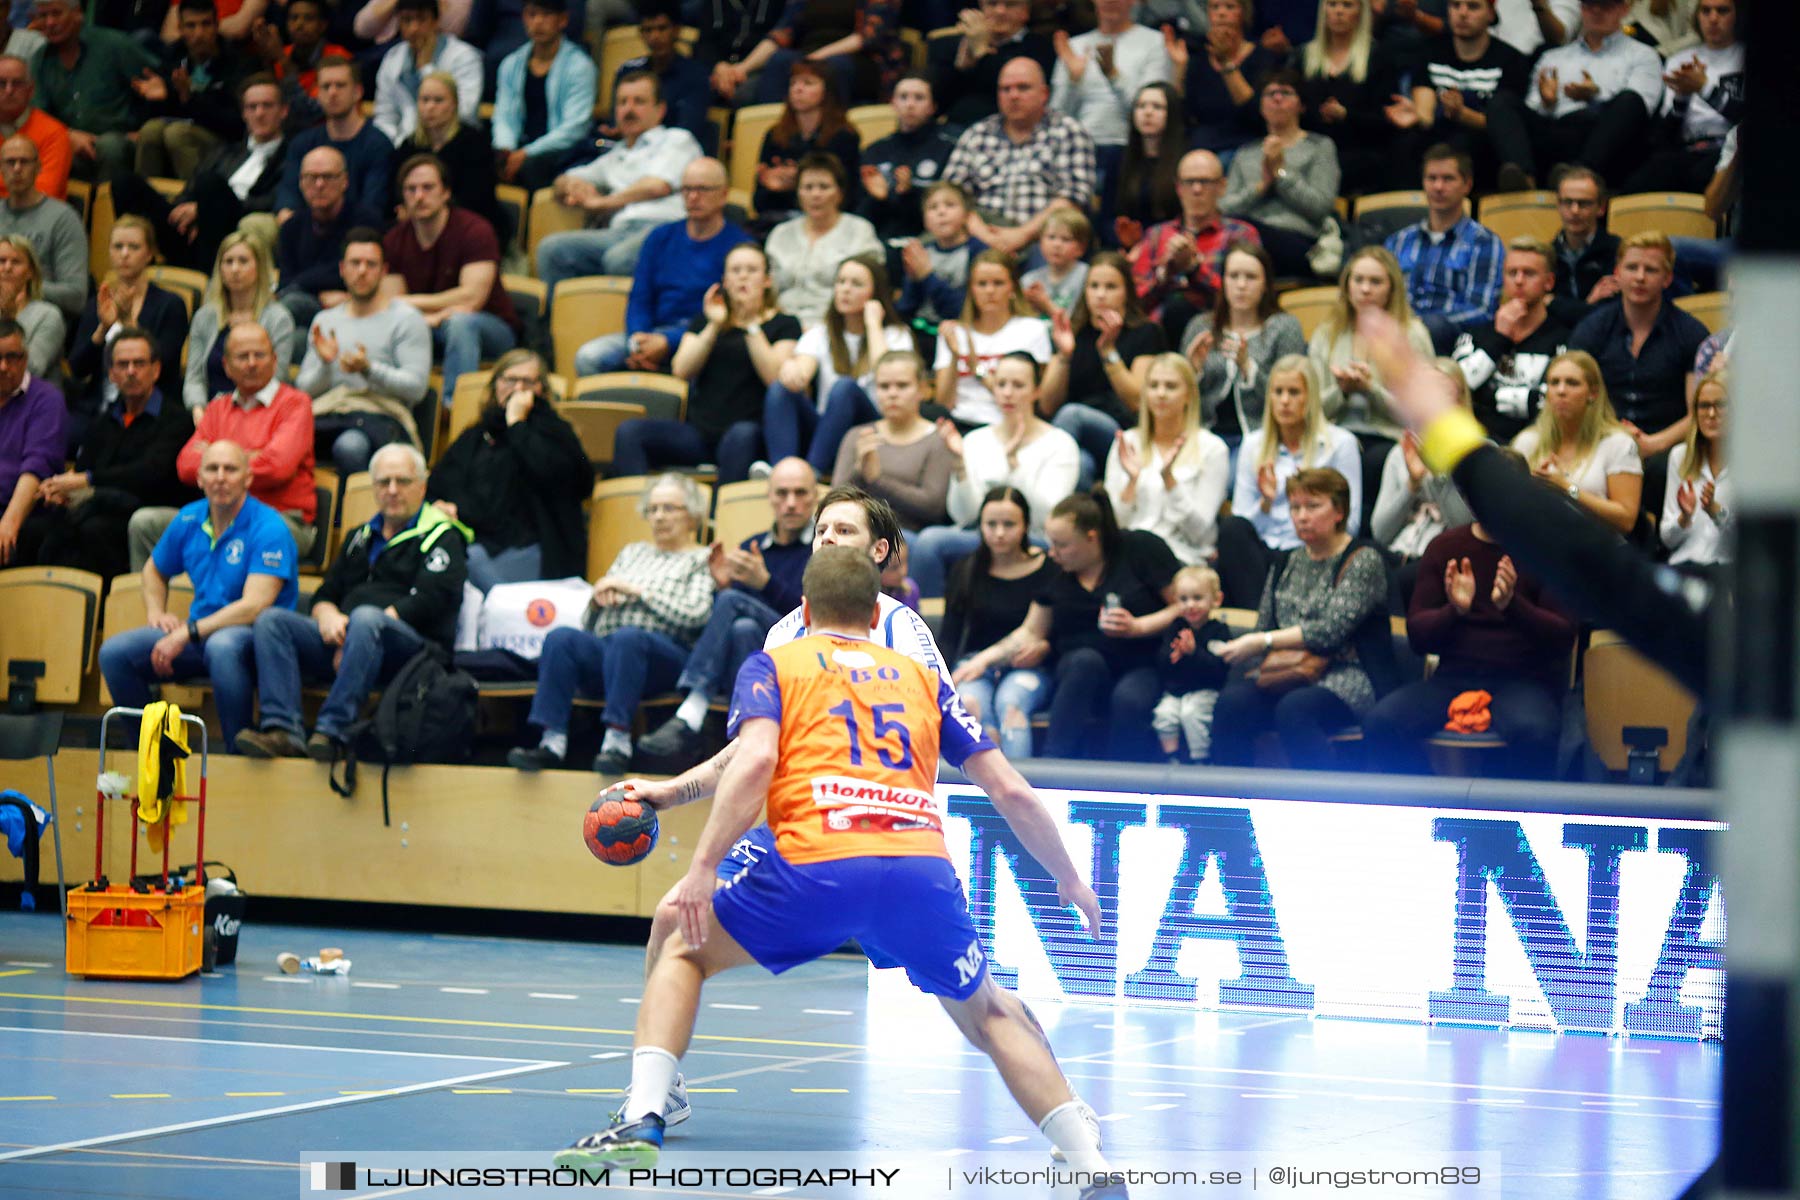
[619,242,801,483]
[753,60,862,224]
[1040,251,1168,484]
[428,349,595,591]
[1104,82,1184,251]
[944,486,1057,759]
[1297,0,1411,196]
[982,487,1184,762]
[390,72,507,242]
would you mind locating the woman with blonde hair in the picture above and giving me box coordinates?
[1297,0,1409,196]
[0,235,66,381]
[184,231,297,412]
[428,347,596,590]
[1662,368,1730,570]
[1232,352,1362,550]
[391,70,505,240]
[1309,244,1433,437]
[70,216,188,411]
[933,248,1053,429]
[1104,353,1232,564]
[1511,349,1642,535]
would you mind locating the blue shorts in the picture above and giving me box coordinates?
[712,849,988,1001]
[717,825,904,971]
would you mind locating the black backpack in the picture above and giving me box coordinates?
[329,645,478,825]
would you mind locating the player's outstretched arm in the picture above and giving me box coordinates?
[960,748,1103,938]
[670,721,777,949]
[617,741,738,813]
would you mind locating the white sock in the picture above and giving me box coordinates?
[675,692,708,731]
[1040,1100,1107,1173]
[623,1046,679,1122]
[539,731,568,760]
[602,727,633,757]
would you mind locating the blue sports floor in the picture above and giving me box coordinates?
[0,912,1716,1199]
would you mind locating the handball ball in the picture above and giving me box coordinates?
[583,793,658,865]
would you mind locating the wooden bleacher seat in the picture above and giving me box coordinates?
[0,567,104,704]
[1583,630,1696,776]
[1608,192,1715,241]
[1674,290,1729,334]
[900,27,927,68]
[1277,286,1338,341]
[847,104,897,148]
[147,265,208,317]
[147,176,183,200]
[570,371,685,420]
[1477,190,1559,243]
[586,475,711,580]
[496,184,529,255]
[527,186,586,265]
[65,178,90,227]
[550,276,632,380]
[726,103,784,214]
[334,472,378,566]
[711,478,772,549]
[1352,190,1426,222]
[86,182,114,282]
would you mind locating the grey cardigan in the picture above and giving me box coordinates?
[183,301,298,411]
[1181,309,1307,435]
[1221,132,1341,239]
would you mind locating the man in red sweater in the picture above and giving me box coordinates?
[127,323,316,570]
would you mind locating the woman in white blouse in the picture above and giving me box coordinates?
[763,253,915,474]
[1232,353,1362,550]
[1662,369,1729,570]
[764,154,883,329]
[1511,350,1642,535]
[932,249,1053,428]
[912,353,1080,597]
[1104,353,1231,564]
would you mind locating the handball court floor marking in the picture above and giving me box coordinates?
[0,913,1716,1200]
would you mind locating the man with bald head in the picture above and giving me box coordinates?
[276,146,383,331]
[570,155,750,376]
[1130,148,1260,337]
[941,57,1097,260]
[129,323,317,569]
[239,442,468,761]
[0,133,86,320]
[0,56,71,202]
[99,438,300,749]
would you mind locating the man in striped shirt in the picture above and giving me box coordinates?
[1384,144,1504,353]
[1410,0,1533,187]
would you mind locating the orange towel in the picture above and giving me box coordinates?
[1446,690,1493,734]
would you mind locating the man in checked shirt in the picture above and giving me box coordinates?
[941,57,1097,263]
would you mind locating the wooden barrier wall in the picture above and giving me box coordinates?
[0,753,709,917]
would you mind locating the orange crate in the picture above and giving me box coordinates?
[65,884,205,980]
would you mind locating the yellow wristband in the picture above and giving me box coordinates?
[1419,408,1489,476]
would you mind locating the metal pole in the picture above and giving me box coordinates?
[1714,2,1800,1192]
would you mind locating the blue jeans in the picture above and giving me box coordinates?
[1051,402,1121,489]
[528,624,688,734]
[677,588,782,700]
[613,416,763,484]
[910,524,983,599]
[99,623,258,748]
[251,605,426,741]
[537,222,660,295]
[955,659,1051,761]
[575,331,631,376]
[764,376,877,475]
[466,542,543,592]
[434,312,516,413]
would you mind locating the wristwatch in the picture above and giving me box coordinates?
[1566,482,1580,500]
[1103,349,1124,366]
[187,618,203,644]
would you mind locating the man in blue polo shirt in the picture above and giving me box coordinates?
[98,439,298,749]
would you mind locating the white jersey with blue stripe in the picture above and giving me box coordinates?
[763,591,949,683]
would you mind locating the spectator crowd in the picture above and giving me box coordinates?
[0,0,1740,781]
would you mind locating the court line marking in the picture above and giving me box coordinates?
[0,991,863,1050]
[0,1059,566,1164]
[709,1003,762,1011]
[0,1096,56,1102]
[440,988,490,995]
[803,1009,852,1016]
[351,982,402,991]
[530,993,579,1000]
[0,969,35,978]
[790,1088,848,1093]
[3,961,50,968]
[0,1025,556,1064]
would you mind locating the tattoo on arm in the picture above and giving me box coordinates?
[676,743,736,806]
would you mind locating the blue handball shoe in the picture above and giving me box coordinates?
[555,1112,665,1171]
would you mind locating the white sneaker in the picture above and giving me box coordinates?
[608,1073,692,1128]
